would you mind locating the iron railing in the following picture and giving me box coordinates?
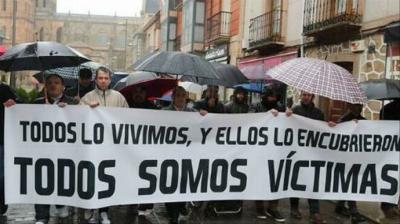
[206,11,231,42]
[249,9,284,47]
[303,0,362,34]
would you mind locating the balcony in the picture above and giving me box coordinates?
[248,9,285,50]
[303,0,362,41]
[206,11,231,44]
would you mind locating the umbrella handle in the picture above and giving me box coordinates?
[41,71,49,104]
[44,86,49,104]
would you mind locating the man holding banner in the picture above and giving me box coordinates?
[3,86,399,223]
[0,82,16,216]
[289,91,326,224]
[32,74,78,224]
[251,87,286,222]
[80,66,128,224]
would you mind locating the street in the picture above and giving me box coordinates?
[2,199,398,224]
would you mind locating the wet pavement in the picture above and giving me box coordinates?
[1,199,399,224]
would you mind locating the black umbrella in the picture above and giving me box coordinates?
[113,71,159,90]
[0,41,90,72]
[360,79,400,100]
[132,51,220,81]
[181,62,248,87]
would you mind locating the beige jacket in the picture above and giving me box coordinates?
[80,87,128,108]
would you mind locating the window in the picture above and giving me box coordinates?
[160,21,168,50]
[0,26,5,37]
[0,26,6,44]
[95,33,108,46]
[182,0,204,46]
[56,27,62,42]
[114,34,126,48]
[272,0,282,35]
[39,28,44,41]
[36,0,39,7]
[182,0,194,46]
[2,0,6,11]
[43,0,46,8]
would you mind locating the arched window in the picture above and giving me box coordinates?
[39,28,44,41]
[56,27,62,42]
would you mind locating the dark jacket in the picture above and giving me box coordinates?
[337,112,366,123]
[292,102,325,121]
[65,83,94,98]
[129,100,158,109]
[251,100,285,113]
[224,101,249,114]
[0,83,16,145]
[33,94,79,105]
[193,98,225,113]
[380,100,400,120]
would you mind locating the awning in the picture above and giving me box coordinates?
[0,45,6,56]
[238,51,297,80]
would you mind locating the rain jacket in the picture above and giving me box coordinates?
[80,87,128,108]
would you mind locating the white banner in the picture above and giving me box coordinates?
[4,104,400,208]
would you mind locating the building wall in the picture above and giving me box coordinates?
[34,12,143,70]
[285,0,303,47]
[303,32,389,120]
[230,0,240,36]
[205,0,221,18]
[0,0,36,84]
[300,0,399,120]
[363,0,400,23]
[0,0,35,46]
[242,0,270,49]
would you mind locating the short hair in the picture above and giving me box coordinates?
[79,68,92,79]
[263,87,278,97]
[45,73,64,85]
[95,66,112,79]
[172,86,186,99]
[234,86,247,95]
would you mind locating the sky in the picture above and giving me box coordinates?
[57,0,143,17]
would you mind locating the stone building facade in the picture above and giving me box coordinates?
[299,0,399,121]
[34,0,143,71]
[302,33,389,120]
[0,0,144,85]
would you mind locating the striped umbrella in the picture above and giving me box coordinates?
[33,61,106,84]
[44,61,104,79]
[266,58,367,104]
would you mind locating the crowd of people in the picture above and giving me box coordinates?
[0,66,399,224]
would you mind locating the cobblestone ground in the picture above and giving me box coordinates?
[1,199,399,224]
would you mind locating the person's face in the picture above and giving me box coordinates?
[173,89,187,108]
[79,77,92,87]
[236,91,245,103]
[206,86,218,99]
[131,87,146,103]
[266,95,277,102]
[95,70,111,90]
[46,76,64,98]
[300,92,314,105]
